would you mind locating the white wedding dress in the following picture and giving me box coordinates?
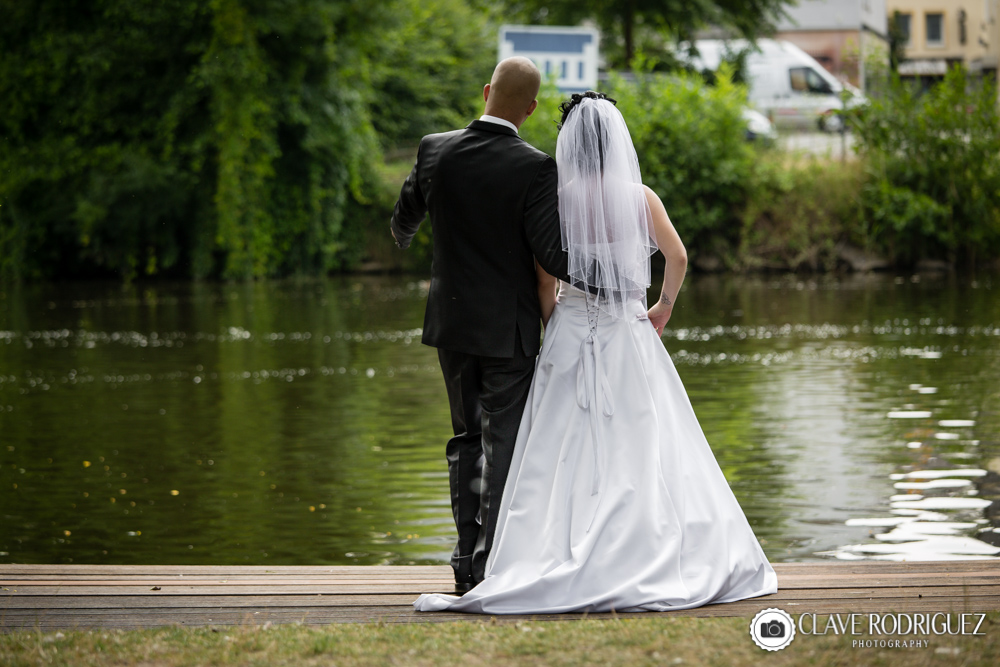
[414,284,778,613]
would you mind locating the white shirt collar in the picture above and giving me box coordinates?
[479,114,518,134]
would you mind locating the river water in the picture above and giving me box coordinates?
[1,273,999,566]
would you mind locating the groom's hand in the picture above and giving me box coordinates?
[646,301,672,337]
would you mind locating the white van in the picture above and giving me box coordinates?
[683,39,864,132]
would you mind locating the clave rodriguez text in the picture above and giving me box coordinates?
[797,613,987,638]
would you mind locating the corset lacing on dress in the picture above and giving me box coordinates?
[574,289,615,510]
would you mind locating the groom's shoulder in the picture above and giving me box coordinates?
[424,127,466,141]
[418,128,465,150]
[420,126,552,171]
[517,140,552,163]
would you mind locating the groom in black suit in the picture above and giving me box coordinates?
[390,57,569,592]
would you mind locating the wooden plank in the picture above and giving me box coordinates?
[2,600,997,624]
[773,559,1000,574]
[766,586,1000,600]
[2,561,993,576]
[3,586,997,612]
[2,562,995,580]
[0,565,453,575]
[5,575,999,596]
[0,579,453,587]
[3,598,996,622]
[1,610,622,628]
[3,597,999,630]
[0,585,462,596]
[3,568,995,584]
[3,585,998,608]
[3,595,997,617]
[0,561,997,631]
[775,571,1000,585]
[1,594,425,609]
[0,571,453,582]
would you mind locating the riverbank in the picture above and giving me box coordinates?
[358,150,996,276]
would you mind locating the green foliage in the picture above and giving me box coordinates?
[605,68,755,258]
[517,69,755,265]
[370,0,495,150]
[0,0,387,281]
[850,67,1000,264]
[6,0,993,281]
[516,79,565,158]
[740,156,862,270]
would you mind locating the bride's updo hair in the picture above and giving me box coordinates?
[557,90,618,175]
[556,90,617,131]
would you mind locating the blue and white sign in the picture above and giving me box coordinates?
[499,25,600,92]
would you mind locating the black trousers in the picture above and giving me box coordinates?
[437,340,536,585]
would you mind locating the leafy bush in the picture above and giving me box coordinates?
[740,156,862,270]
[850,67,1000,265]
[606,68,755,260]
[517,79,566,159]
[519,69,755,262]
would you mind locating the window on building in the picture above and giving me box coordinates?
[894,13,912,46]
[926,12,944,46]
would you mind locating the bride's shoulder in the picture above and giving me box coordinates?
[640,184,661,203]
[640,185,669,216]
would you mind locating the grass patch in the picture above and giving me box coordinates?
[2,613,998,666]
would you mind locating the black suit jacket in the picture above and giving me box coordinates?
[390,120,569,358]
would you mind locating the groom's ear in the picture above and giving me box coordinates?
[525,99,538,117]
[483,84,491,103]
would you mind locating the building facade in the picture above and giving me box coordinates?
[775,0,889,86]
[498,25,601,92]
[887,0,1000,78]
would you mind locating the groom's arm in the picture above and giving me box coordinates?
[524,156,569,282]
[390,142,427,250]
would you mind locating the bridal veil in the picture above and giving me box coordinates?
[556,95,658,320]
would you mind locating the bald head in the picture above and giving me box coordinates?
[483,57,541,128]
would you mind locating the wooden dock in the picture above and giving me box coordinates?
[2,561,999,631]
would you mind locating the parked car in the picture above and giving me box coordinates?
[742,108,777,143]
[682,39,865,133]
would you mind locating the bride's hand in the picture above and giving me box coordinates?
[646,300,672,337]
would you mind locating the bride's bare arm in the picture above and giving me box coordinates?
[536,259,559,327]
[643,185,687,336]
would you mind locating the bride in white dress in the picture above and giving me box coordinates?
[415,92,777,613]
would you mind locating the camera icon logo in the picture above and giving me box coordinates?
[750,608,795,651]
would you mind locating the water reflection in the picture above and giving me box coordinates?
[0,273,998,565]
[819,380,1000,561]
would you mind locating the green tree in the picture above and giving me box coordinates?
[501,0,791,69]
[370,0,495,150]
[0,0,387,281]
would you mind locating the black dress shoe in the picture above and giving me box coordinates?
[454,582,475,595]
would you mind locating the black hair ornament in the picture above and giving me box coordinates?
[556,91,618,131]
